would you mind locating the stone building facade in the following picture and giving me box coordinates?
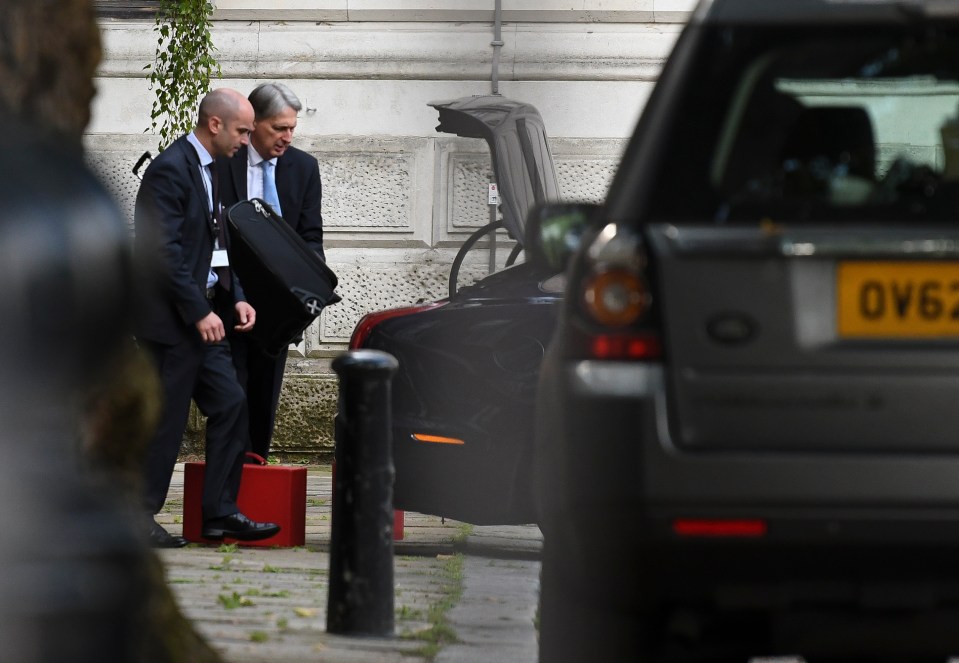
[88,0,692,457]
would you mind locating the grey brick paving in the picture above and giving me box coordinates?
[157,464,542,662]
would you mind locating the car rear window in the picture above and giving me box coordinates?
[649,23,959,223]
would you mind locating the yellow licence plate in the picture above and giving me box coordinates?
[837,261,959,338]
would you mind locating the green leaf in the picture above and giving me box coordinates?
[146,0,220,148]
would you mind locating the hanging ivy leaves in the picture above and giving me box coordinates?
[144,0,220,151]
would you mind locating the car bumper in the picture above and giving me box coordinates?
[538,360,959,608]
[540,355,959,545]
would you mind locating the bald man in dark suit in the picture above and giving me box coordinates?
[134,88,280,547]
[221,82,325,460]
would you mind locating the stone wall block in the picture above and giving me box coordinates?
[320,153,413,230]
[272,374,340,458]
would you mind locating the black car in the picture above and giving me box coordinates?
[534,0,959,660]
[350,95,583,525]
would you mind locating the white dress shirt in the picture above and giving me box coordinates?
[187,132,220,289]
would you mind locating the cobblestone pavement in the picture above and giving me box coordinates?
[156,464,542,662]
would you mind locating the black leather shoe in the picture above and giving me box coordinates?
[148,519,188,549]
[202,512,281,541]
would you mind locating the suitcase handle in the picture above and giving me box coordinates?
[244,452,268,466]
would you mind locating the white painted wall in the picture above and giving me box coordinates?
[88,2,690,355]
[212,0,697,22]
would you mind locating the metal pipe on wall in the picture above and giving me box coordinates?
[491,0,503,95]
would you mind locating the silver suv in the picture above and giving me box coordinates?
[533,0,959,660]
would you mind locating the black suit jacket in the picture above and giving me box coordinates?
[222,145,325,260]
[133,135,245,345]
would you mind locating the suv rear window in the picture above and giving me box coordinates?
[650,24,959,223]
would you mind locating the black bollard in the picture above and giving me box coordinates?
[327,349,399,636]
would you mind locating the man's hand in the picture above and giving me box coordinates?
[234,301,256,332]
[195,312,225,343]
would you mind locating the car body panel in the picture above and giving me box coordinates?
[362,262,560,524]
[429,95,560,244]
[535,0,959,629]
[648,223,959,453]
[351,97,568,525]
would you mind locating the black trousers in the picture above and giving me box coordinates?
[141,335,248,521]
[229,332,286,459]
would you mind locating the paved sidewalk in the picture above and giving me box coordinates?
[156,464,542,662]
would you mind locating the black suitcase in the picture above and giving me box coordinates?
[227,198,340,356]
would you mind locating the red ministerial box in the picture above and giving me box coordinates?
[182,457,307,547]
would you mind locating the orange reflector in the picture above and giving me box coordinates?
[412,433,465,445]
[583,269,648,327]
[672,519,767,538]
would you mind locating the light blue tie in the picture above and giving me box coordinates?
[262,160,282,217]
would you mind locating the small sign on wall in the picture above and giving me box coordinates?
[488,182,499,205]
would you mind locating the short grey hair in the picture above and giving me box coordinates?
[248,82,302,120]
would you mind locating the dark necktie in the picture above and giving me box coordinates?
[210,161,231,291]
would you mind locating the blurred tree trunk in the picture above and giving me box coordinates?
[0,1,224,661]
[85,343,223,663]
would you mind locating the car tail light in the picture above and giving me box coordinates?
[568,223,660,360]
[582,268,650,327]
[672,519,768,538]
[349,302,446,349]
[590,333,661,360]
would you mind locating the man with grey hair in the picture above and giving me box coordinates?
[135,87,281,546]
[222,81,325,460]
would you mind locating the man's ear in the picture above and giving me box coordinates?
[208,115,222,135]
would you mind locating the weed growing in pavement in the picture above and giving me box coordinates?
[443,554,464,581]
[276,617,289,630]
[209,555,233,571]
[307,498,328,507]
[217,543,238,553]
[262,563,279,573]
[249,631,269,642]
[262,590,291,598]
[453,524,473,545]
[395,605,424,621]
[217,591,254,609]
[401,553,464,660]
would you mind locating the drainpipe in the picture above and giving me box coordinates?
[488,0,504,274]
[491,0,503,95]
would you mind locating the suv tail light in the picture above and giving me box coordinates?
[673,519,768,538]
[567,328,662,360]
[582,268,650,327]
[590,333,661,360]
[349,302,446,349]
[569,223,661,360]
